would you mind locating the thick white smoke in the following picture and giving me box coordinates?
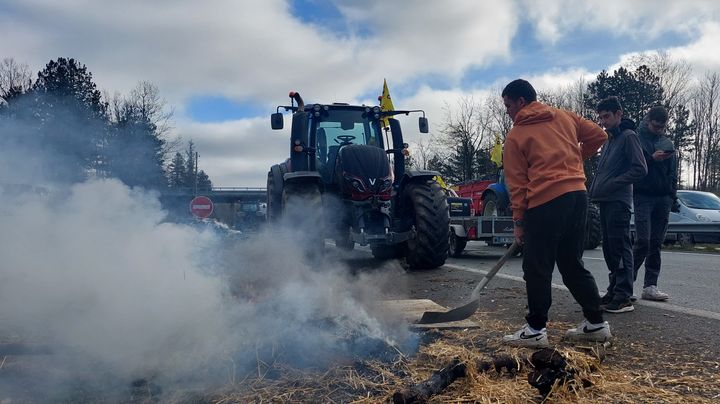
[0,178,414,400]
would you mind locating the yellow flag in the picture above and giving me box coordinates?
[434,175,448,190]
[490,134,503,167]
[379,79,395,128]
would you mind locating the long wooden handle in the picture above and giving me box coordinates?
[469,241,519,300]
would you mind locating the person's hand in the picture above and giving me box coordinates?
[514,225,524,246]
[671,198,680,213]
[652,151,673,161]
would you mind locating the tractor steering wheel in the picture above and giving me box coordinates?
[335,135,356,145]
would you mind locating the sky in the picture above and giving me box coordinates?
[2,0,720,187]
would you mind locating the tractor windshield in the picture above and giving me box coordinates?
[314,109,384,166]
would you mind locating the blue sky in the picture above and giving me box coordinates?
[2,0,720,186]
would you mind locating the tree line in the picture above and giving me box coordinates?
[0,57,211,192]
[418,52,720,193]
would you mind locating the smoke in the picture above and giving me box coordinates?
[0,178,415,400]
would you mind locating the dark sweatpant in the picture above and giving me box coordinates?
[633,194,672,288]
[523,191,604,330]
[598,201,634,302]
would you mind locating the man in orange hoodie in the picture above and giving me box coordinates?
[501,79,611,347]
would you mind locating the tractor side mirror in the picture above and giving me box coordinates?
[271,113,284,130]
[418,116,429,133]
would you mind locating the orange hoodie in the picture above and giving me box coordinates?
[503,101,607,221]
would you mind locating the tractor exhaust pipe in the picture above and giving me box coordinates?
[289,91,305,112]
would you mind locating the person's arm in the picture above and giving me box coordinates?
[612,132,648,189]
[503,134,529,223]
[575,115,608,159]
[669,149,679,198]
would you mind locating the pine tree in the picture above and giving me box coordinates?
[167,152,187,189]
[30,58,108,182]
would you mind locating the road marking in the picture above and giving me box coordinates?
[444,263,720,322]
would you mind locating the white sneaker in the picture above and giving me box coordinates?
[564,320,612,343]
[642,285,669,301]
[502,324,549,348]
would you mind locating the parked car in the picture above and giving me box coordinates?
[630,190,720,247]
[670,190,720,244]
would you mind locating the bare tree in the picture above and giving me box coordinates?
[629,51,693,110]
[0,58,33,101]
[690,72,720,190]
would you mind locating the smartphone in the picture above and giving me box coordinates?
[663,150,675,154]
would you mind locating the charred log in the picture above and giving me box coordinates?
[527,348,592,397]
[392,358,466,404]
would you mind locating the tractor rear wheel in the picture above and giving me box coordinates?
[404,181,449,269]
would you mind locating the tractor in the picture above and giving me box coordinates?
[266,92,449,269]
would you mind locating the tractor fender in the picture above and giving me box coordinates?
[397,170,440,191]
[482,183,510,212]
[283,171,324,190]
[450,224,467,238]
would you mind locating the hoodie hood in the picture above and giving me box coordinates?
[619,118,637,132]
[514,101,555,125]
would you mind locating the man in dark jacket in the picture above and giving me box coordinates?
[590,96,647,313]
[633,106,677,301]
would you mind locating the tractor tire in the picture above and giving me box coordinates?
[482,193,498,217]
[282,182,324,255]
[448,231,467,258]
[266,172,281,222]
[371,244,403,259]
[266,164,288,222]
[404,181,449,269]
[584,203,601,250]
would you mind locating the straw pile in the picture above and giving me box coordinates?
[212,313,720,403]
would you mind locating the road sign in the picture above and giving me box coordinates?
[190,196,214,218]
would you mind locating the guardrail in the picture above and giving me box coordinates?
[631,222,720,234]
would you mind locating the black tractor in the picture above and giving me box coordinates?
[266,92,449,269]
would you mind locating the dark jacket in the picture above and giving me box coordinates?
[633,120,678,198]
[589,119,647,207]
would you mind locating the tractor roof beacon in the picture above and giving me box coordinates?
[267,91,450,269]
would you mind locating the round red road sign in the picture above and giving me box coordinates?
[189,195,214,218]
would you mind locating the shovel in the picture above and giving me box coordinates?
[417,241,519,324]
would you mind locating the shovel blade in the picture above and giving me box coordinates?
[416,300,480,324]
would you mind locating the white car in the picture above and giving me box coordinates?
[670,190,720,244]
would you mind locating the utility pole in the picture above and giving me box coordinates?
[194,151,199,196]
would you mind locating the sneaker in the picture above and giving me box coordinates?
[630,295,638,302]
[564,320,612,343]
[642,285,669,301]
[502,324,550,348]
[604,300,635,313]
[600,293,614,305]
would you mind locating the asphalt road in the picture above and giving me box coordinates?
[446,241,720,318]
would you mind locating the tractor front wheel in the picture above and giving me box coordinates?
[404,181,449,269]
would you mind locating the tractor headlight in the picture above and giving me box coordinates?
[380,177,393,193]
[344,175,366,192]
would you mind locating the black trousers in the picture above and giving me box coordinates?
[523,191,604,330]
[598,201,634,301]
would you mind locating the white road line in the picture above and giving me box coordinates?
[444,263,720,322]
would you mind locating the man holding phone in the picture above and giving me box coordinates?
[633,106,678,301]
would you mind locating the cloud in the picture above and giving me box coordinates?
[520,0,720,43]
[3,1,720,187]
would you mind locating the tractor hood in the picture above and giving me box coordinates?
[338,144,391,180]
[337,144,392,199]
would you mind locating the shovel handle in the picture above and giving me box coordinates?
[470,241,519,300]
